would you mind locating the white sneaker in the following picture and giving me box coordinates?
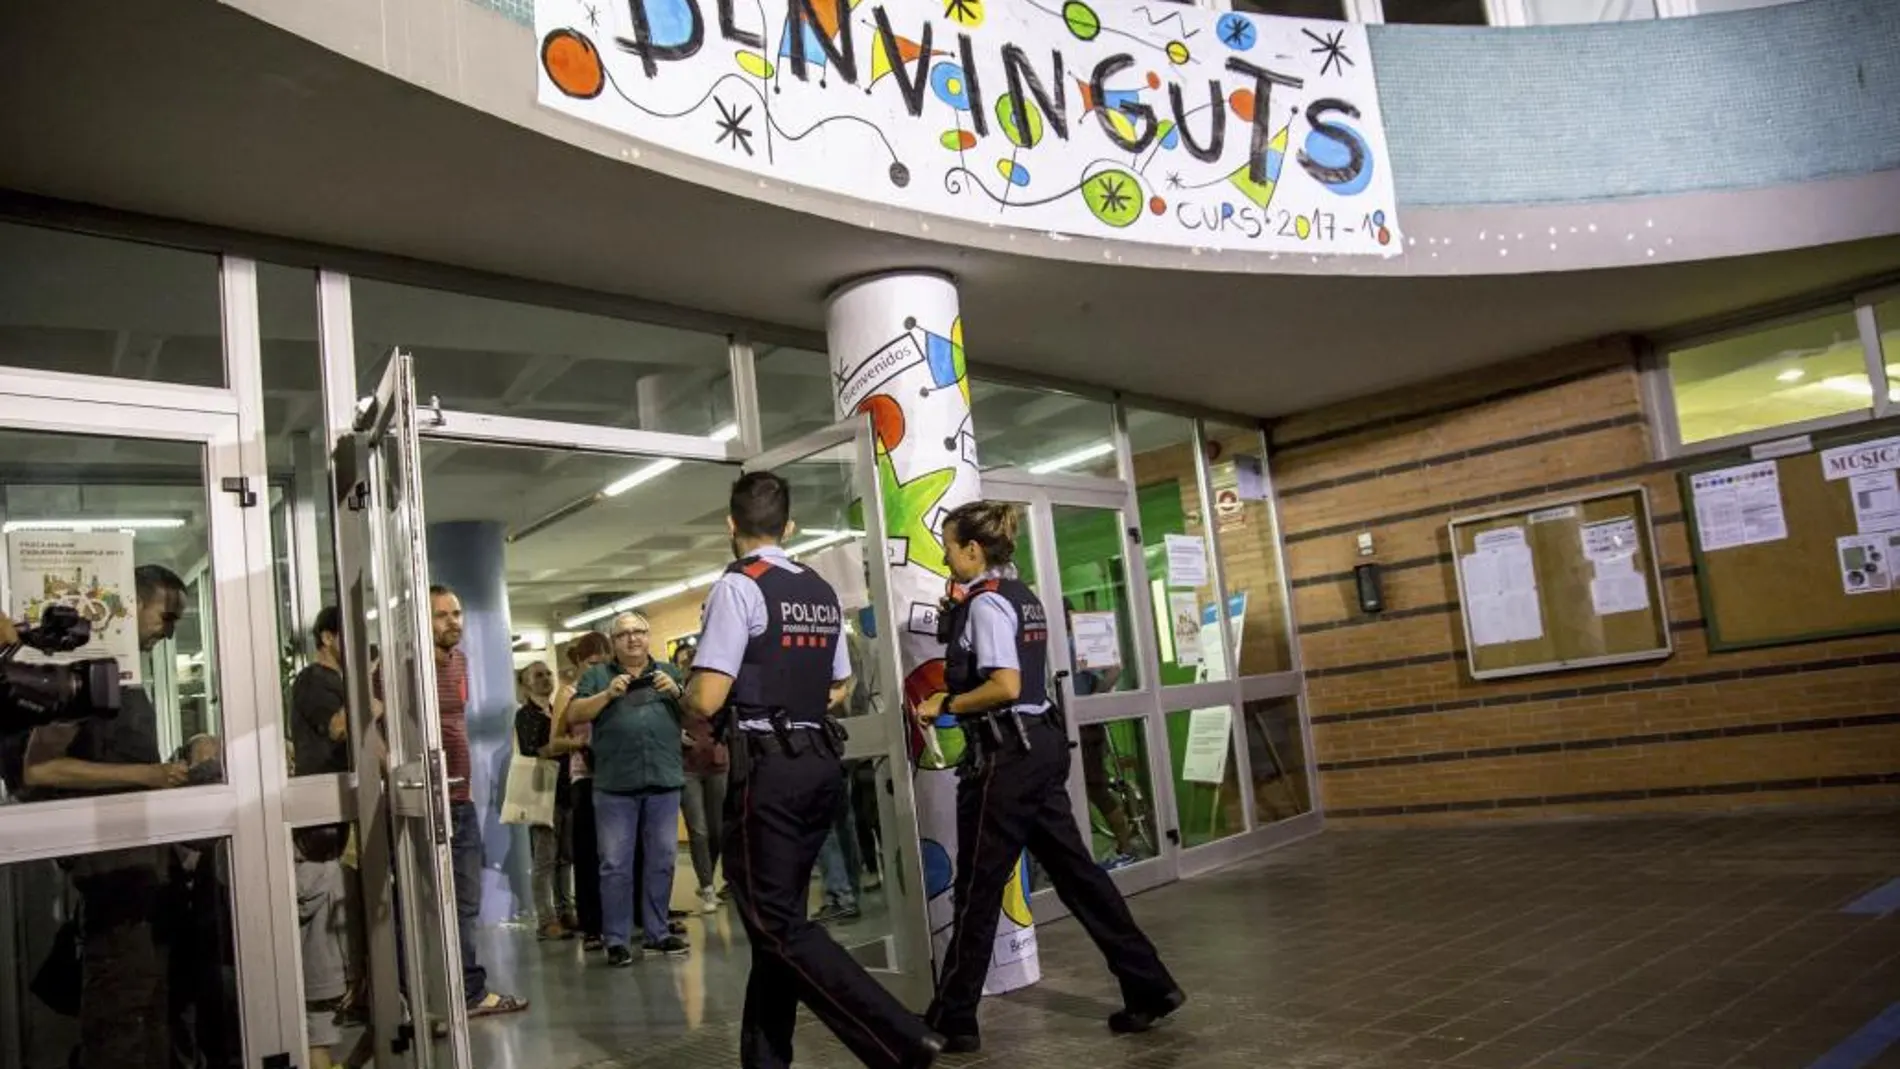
[699,887,720,914]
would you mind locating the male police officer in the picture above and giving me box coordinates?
[681,472,943,1069]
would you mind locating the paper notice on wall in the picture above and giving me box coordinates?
[1460,526,1544,647]
[1070,611,1121,671]
[1849,471,1900,534]
[1181,706,1233,785]
[1589,557,1652,616]
[1581,517,1640,563]
[1690,461,1789,552]
[5,531,141,686]
[1164,533,1208,589]
[1821,435,1900,480]
[1837,533,1898,595]
[1528,505,1578,524]
[1168,592,1203,665]
[1234,455,1269,501]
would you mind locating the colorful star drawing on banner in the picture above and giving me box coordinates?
[877,449,956,579]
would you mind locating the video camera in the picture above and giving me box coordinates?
[1,604,122,729]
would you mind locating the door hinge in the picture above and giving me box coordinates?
[1127,526,1141,543]
[261,1054,293,1069]
[420,394,446,428]
[1165,828,1181,846]
[345,479,370,512]
[221,476,258,507]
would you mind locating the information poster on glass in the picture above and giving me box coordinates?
[1181,706,1233,785]
[1069,611,1121,670]
[5,530,141,685]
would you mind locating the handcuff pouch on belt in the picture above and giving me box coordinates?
[954,707,1032,777]
[720,705,849,784]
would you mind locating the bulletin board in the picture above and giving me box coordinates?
[1449,487,1673,680]
[1684,430,1900,651]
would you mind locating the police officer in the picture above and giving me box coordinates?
[916,501,1184,1053]
[681,471,944,1069]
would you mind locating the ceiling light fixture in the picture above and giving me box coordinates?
[600,423,738,498]
[1027,441,1115,475]
[2,517,187,534]
[1819,376,1874,399]
[1775,368,1805,384]
[560,527,859,629]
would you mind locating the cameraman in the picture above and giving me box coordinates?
[19,564,189,796]
[16,564,208,1067]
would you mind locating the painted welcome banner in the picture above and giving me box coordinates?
[536,0,1401,255]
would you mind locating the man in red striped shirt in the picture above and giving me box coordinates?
[431,586,529,1018]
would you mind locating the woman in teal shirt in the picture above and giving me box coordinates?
[565,611,690,964]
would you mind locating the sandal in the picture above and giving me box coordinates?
[468,992,529,1018]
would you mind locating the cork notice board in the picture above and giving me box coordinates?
[1685,430,1900,651]
[1449,487,1672,680]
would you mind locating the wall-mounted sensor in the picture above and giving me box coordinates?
[1356,531,1375,557]
[1354,562,1384,615]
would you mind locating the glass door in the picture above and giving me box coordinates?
[333,351,472,1069]
[0,381,289,1066]
[741,418,934,1009]
[983,475,1182,912]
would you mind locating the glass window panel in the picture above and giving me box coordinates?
[1165,704,1244,847]
[1382,0,1489,23]
[1127,410,1230,684]
[1876,297,1900,405]
[0,428,226,805]
[0,222,224,387]
[1049,505,1140,693]
[1524,0,1657,22]
[1242,696,1311,825]
[753,343,842,447]
[1668,311,1871,444]
[290,822,370,1066]
[260,264,350,777]
[1203,422,1294,676]
[0,838,242,1066]
[353,278,737,437]
[969,379,1118,476]
[1079,718,1161,866]
[1231,0,1347,16]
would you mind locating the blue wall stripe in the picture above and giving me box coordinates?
[1843,877,1900,917]
[1808,1004,1900,1069]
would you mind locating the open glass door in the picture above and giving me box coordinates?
[334,350,472,1068]
[742,417,934,1009]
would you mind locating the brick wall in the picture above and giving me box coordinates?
[1271,337,1900,827]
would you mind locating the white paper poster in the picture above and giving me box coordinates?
[1589,558,1651,617]
[1690,461,1788,552]
[1164,533,1208,589]
[1168,591,1203,665]
[1069,610,1121,670]
[1528,505,1579,524]
[1581,517,1639,563]
[1233,455,1268,502]
[5,531,141,686]
[1849,471,1900,534]
[1837,533,1897,595]
[802,539,870,610]
[1460,526,1544,647]
[1821,436,1900,480]
[1181,706,1233,785]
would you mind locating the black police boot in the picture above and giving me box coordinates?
[1108,988,1186,1034]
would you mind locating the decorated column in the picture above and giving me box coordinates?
[826,271,1039,996]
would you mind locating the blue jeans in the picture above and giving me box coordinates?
[449,800,487,1005]
[596,788,681,948]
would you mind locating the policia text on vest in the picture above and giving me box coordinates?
[679,472,945,1069]
[917,500,1186,1054]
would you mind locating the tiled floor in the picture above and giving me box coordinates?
[468,810,1900,1069]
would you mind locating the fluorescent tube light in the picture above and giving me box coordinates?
[2,518,187,534]
[1027,442,1114,474]
[559,530,860,629]
[599,423,739,497]
[1774,368,1805,383]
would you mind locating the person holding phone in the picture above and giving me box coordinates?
[565,611,690,966]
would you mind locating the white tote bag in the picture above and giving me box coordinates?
[500,752,559,827]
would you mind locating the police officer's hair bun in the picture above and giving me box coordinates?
[944,500,1017,565]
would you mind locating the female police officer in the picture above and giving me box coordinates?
[915,501,1184,1053]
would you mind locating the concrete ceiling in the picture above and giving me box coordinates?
[3,0,1899,424]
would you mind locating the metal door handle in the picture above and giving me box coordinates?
[447,776,467,785]
[397,778,426,789]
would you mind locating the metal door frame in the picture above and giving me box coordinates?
[0,371,291,1065]
[742,415,935,1008]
